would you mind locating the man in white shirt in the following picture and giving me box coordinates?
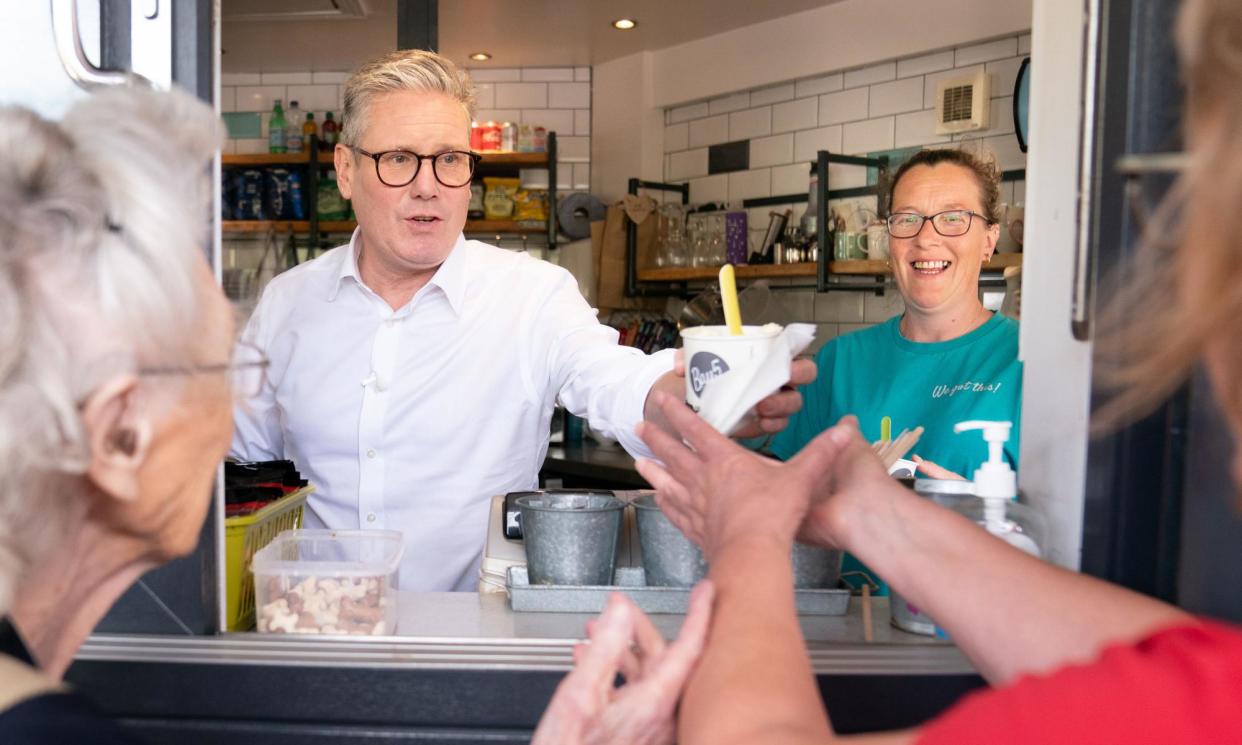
[231,50,813,591]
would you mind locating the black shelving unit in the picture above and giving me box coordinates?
[221,133,560,259]
[625,178,689,297]
[813,151,890,293]
[467,131,559,252]
[622,152,1026,297]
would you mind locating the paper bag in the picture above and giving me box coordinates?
[595,198,663,312]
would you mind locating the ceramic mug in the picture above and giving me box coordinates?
[833,231,869,261]
[995,204,1025,253]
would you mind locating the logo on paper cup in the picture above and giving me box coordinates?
[689,352,730,396]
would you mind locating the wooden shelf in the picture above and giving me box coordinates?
[635,254,1023,282]
[477,152,548,167]
[222,220,355,233]
[464,219,548,234]
[221,151,547,167]
[222,219,546,235]
[222,152,333,166]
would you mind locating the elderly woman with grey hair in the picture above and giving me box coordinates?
[0,88,235,741]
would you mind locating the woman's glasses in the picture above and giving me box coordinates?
[886,209,992,238]
[138,340,269,398]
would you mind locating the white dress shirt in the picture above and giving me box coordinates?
[231,230,674,591]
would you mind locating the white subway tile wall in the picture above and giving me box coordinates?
[495,82,548,108]
[729,106,772,140]
[689,115,730,148]
[751,83,796,107]
[260,72,312,85]
[819,87,869,125]
[689,174,729,204]
[664,122,689,152]
[843,61,895,88]
[285,84,339,113]
[795,72,843,98]
[523,67,575,82]
[220,66,591,185]
[661,34,1029,328]
[474,83,495,110]
[896,50,955,79]
[772,97,818,134]
[709,91,751,115]
[727,168,771,201]
[793,125,843,163]
[749,133,794,169]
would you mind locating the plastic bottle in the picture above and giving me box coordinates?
[302,112,318,151]
[268,99,287,153]
[320,111,338,151]
[953,421,1043,557]
[285,100,303,153]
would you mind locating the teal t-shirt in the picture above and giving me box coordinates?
[768,313,1022,594]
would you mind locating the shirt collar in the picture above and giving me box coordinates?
[326,228,469,317]
[427,233,469,317]
[326,227,364,302]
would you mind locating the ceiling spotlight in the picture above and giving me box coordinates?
[469,52,492,61]
[612,18,637,30]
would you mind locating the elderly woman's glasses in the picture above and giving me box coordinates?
[138,341,269,398]
[351,147,481,188]
[886,210,992,239]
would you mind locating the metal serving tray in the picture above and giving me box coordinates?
[506,566,851,615]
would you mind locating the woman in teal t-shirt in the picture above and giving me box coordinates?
[768,148,1022,592]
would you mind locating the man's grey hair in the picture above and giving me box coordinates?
[341,49,477,147]
[0,87,220,613]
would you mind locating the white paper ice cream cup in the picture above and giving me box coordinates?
[680,324,782,413]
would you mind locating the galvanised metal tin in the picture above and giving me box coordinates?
[516,493,625,586]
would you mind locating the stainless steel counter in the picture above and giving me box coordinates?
[70,591,982,741]
[79,590,972,676]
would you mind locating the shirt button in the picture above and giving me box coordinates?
[384,318,397,327]
[366,449,377,459]
[366,512,377,523]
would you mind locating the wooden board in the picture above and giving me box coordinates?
[635,254,1023,282]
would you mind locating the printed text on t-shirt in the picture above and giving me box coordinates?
[932,380,1003,399]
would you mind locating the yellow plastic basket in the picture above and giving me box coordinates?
[224,485,312,631]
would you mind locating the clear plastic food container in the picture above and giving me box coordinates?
[252,529,404,636]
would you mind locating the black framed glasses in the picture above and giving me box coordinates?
[139,340,270,398]
[351,147,481,188]
[886,210,993,239]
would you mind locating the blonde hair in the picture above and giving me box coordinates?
[1095,0,1242,429]
[341,49,476,146]
[0,88,220,613]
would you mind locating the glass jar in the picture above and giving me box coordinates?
[706,214,727,266]
[658,202,688,267]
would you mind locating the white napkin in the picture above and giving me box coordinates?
[697,323,817,435]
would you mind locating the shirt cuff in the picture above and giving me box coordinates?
[611,347,677,461]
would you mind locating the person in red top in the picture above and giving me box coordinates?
[527,0,1242,742]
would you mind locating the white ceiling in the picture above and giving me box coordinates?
[221,0,842,73]
[439,0,841,67]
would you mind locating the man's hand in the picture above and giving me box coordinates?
[644,352,817,440]
[531,583,714,745]
[636,391,839,559]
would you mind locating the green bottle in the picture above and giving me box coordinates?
[269,99,287,153]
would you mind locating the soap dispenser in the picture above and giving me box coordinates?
[953,420,1044,558]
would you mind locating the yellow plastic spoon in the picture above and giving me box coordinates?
[880,415,892,443]
[719,264,743,336]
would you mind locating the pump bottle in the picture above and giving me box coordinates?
[953,421,1044,557]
